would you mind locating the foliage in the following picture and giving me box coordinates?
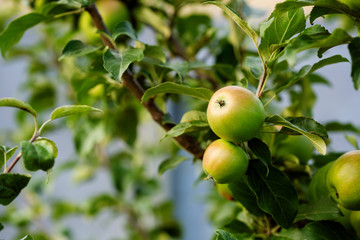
[0,0,360,239]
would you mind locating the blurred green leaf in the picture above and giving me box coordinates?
[348,38,360,90]
[302,221,356,240]
[345,134,359,150]
[59,40,101,60]
[325,121,359,133]
[281,25,352,66]
[141,82,213,103]
[20,235,33,240]
[39,0,81,16]
[50,105,102,121]
[103,48,144,81]
[0,98,37,117]
[112,21,137,40]
[158,156,188,175]
[0,173,31,205]
[204,1,258,49]
[144,45,166,63]
[266,115,327,155]
[215,229,239,240]
[248,160,298,229]
[295,197,341,222]
[21,140,56,171]
[0,13,47,57]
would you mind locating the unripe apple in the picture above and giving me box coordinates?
[276,135,313,165]
[216,183,235,201]
[203,139,249,184]
[327,150,360,210]
[207,86,265,143]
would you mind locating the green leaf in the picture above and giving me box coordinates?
[310,6,340,24]
[103,48,144,81]
[274,55,347,96]
[0,146,18,169]
[260,8,306,60]
[281,25,352,66]
[20,235,34,240]
[228,179,264,217]
[345,134,359,150]
[204,1,258,47]
[348,38,360,90]
[247,160,298,229]
[59,40,101,60]
[325,121,360,133]
[0,173,31,205]
[163,120,209,139]
[295,197,341,222]
[279,117,329,142]
[21,140,56,171]
[144,44,166,63]
[158,156,188,175]
[0,98,37,117]
[215,229,239,240]
[248,138,271,166]
[302,221,356,240]
[266,115,327,155]
[50,105,102,121]
[141,82,213,103]
[0,13,47,57]
[112,21,137,40]
[0,222,3,231]
[39,0,81,16]
[180,110,207,123]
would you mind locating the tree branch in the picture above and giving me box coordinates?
[85,4,204,159]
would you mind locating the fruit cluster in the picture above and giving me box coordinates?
[202,86,265,192]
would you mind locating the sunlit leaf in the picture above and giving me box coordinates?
[0,98,37,117]
[266,115,327,155]
[0,13,47,57]
[141,82,213,103]
[50,105,102,121]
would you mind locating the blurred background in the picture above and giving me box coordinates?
[0,0,359,239]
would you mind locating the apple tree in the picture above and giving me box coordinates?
[0,0,360,239]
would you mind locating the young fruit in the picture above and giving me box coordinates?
[203,139,249,184]
[207,86,265,143]
[327,150,360,210]
[276,135,313,165]
[216,183,235,201]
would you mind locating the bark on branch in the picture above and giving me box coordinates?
[85,4,204,159]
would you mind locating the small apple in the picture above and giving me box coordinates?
[327,150,360,210]
[276,135,313,165]
[338,0,360,9]
[203,139,249,184]
[207,86,265,143]
[216,183,235,201]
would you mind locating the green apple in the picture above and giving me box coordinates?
[350,210,360,237]
[327,150,360,210]
[207,86,265,143]
[339,0,360,9]
[216,183,235,201]
[276,135,313,165]
[203,139,249,184]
